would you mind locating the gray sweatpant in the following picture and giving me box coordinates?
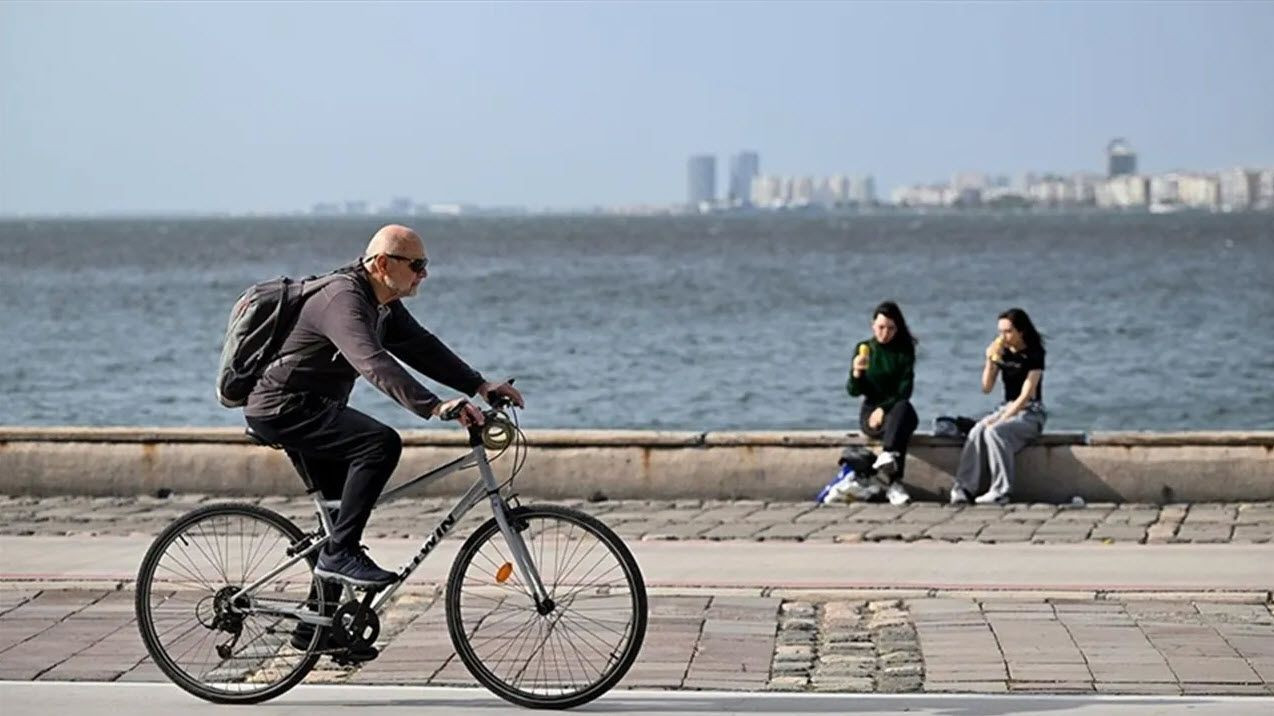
[953,404,1046,498]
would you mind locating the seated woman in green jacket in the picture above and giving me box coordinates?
[847,301,919,505]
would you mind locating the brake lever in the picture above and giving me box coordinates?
[486,377,517,409]
[439,400,469,421]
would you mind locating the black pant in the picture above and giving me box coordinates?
[858,399,918,481]
[246,396,402,555]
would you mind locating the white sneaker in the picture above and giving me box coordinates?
[872,451,900,479]
[949,487,972,505]
[974,491,1009,506]
[885,481,911,506]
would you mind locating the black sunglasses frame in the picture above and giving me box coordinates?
[381,253,429,273]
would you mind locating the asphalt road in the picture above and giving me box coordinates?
[2,683,1272,715]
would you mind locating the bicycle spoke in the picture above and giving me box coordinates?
[553,612,624,664]
[448,507,645,705]
[552,616,609,678]
[138,505,319,702]
[555,563,625,601]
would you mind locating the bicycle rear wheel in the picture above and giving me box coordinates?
[134,503,325,704]
[446,504,647,709]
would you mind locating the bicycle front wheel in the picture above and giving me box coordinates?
[134,503,324,704]
[446,504,647,709]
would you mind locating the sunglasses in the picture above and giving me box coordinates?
[382,253,429,274]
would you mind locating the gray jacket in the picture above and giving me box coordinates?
[244,268,484,419]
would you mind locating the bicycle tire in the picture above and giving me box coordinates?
[134,502,324,704]
[445,504,647,709]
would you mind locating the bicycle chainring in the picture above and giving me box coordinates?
[329,602,380,649]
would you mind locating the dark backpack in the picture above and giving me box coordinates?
[215,265,357,408]
[838,445,878,476]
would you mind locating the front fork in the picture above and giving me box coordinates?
[477,445,553,612]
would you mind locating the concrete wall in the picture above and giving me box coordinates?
[0,428,1271,503]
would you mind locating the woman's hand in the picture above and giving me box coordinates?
[852,353,869,378]
[985,337,1004,362]
[868,407,885,430]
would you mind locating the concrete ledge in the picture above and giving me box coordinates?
[4,427,1267,448]
[1,427,1271,502]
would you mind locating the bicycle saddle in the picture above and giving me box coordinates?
[244,426,280,449]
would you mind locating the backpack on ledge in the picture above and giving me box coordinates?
[215,264,357,408]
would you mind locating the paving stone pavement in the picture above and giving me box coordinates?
[3,586,1272,695]
[3,495,1274,545]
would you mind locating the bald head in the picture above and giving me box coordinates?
[364,224,423,259]
[362,224,428,303]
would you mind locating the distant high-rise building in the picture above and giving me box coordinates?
[823,175,850,206]
[1219,168,1259,211]
[1149,174,1180,206]
[850,175,876,205]
[1071,173,1102,205]
[750,175,784,208]
[1096,174,1149,208]
[792,176,816,206]
[1256,169,1274,210]
[386,197,414,215]
[1176,173,1219,210]
[727,151,760,207]
[687,155,717,207]
[1107,138,1137,177]
[952,172,989,192]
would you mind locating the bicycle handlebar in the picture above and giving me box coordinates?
[486,377,517,409]
[438,400,470,421]
[439,378,517,421]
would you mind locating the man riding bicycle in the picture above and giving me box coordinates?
[243,224,523,589]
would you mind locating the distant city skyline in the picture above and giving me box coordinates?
[2,2,1273,216]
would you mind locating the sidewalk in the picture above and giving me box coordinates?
[2,586,1272,695]
[4,495,1274,545]
[2,494,1272,696]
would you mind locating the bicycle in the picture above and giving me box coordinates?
[134,396,648,709]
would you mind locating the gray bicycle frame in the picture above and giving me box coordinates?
[232,438,550,625]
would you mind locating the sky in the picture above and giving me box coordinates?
[2,1,1272,215]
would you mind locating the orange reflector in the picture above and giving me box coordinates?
[496,562,513,584]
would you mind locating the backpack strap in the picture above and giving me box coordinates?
[260,264,367,374]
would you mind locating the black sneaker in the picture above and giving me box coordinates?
[290,622,379,663]
[291,620,319,651]
[314,547,399,588]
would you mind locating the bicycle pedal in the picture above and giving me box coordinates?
[330,645,379,666]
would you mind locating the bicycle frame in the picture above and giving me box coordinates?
[231,433,550,626]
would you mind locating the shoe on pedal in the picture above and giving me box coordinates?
[314,546,398,588]
[332,644,379,666]
[290,622,379,664]
[291,621,319,651]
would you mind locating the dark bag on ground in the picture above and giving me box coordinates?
[934,415,978,438]
[838,446,878,475]
[215,264,358,408]
[815,446,883,504]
